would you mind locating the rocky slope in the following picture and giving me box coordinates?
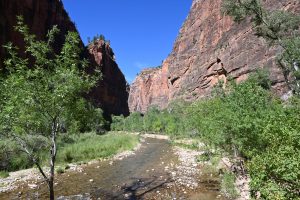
[0,0,129,116]
[129,0,300,113]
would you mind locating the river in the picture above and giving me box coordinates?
[0,137,227,200]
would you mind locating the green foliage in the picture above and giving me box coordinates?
[0,171,9,178]
[221,1,300,192]
[56,132,139,164]
[222,0,300,95]
[0,16,100,139]
[111,101,192,138]
[111,115,126,131]
[190,75,300,199]
[88,34,108,45]
[0,16,103,197]
[56,167,65,174]
[0,132,139,172]
[0,137,49,171]
[114,70,300,199]
[63,100,107,134]
[221,172,239,199]
[248,69,271,90]
[124,112,144,132]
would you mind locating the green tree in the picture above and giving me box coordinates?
[124,112,143,132]
[111,115,126,131]
[222,0,300,95]
[0,16,100,200]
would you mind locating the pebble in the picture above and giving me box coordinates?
[89,179,94,182]
[28,184,38,189]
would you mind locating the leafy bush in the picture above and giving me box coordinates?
[114,71,300,199]
[111,102,192,138]
[56,167,65,174]
[0,137,48,171]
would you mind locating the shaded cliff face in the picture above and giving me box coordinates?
[0,0,78,66]
[87,40,129,116]
[129,0,300,113]
[0,0,129,116]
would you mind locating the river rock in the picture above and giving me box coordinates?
[57,193,91,200]
[28,184,38,189]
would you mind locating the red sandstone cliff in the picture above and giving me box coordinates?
[0,0,129,116]
[87,40,129,116]
[129,0,300,113]
[128,67,169,113]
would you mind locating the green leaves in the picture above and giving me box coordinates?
[111,70,300,199]
[0,15,103,164]
[222,0,263,22]
[222,0,300,95]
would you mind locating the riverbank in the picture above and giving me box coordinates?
[0,132,140,193]
[172,138,250,200]
[0,133,250,199]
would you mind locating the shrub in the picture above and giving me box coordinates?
[221,172,239,199]
[56,167,65,174]
[112,71,300,199]
[0,171,9,178]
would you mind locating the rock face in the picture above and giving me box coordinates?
[87,40,129,116]
[129,0,300,113]
[0,0,78,66]
[0,0,129,116]
[128,67,169,113]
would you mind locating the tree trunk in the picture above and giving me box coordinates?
[49,178,54,200]
[49,119,58,200]
[49,158,55,200]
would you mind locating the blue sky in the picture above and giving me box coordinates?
[62,0,192,83]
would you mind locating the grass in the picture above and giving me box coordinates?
[172,142,199,150]
[56,167,65,174]
[1,132,139,172]
[0,171,9,178]
[171,138,205,150]
[55,132,139,165]
[221,172,239,199]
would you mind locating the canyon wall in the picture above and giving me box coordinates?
[87,40,129,116]
[0,0,129,116]
[129,0,300,113]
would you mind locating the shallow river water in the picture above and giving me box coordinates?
[0,138,227,200]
